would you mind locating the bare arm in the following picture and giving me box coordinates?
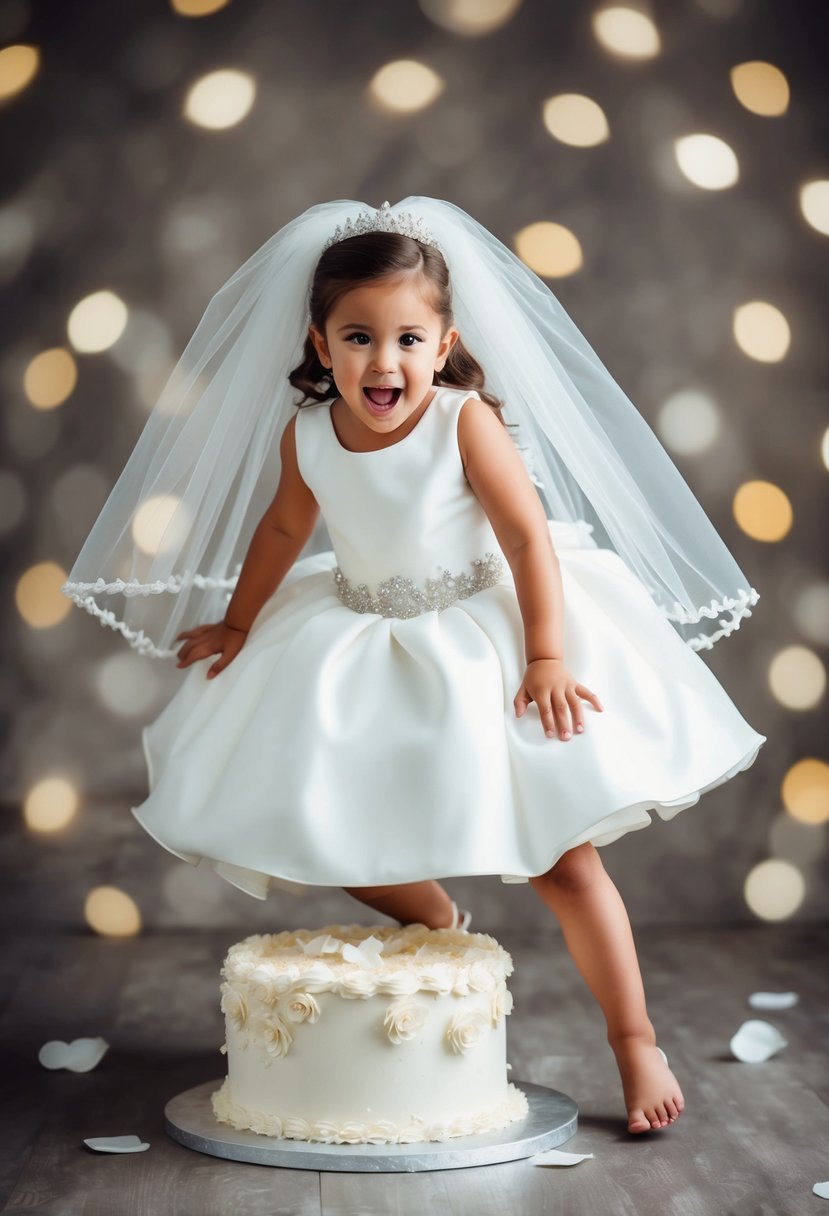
[175,414,320,675]
[458,396,603,738]
[223,413,321,631]
[457,398,563,663]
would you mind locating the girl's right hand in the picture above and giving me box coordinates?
[174,621,248,679]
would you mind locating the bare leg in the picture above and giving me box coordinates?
[343,880,455,929]
[530,842,686,1134]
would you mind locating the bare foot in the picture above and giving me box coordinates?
[609,1034,686,1133]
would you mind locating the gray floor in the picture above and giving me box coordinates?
[2,922,827,1216]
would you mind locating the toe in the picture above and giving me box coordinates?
[628,1109,651,1133]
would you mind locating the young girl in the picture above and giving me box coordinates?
[62,197,766,1137]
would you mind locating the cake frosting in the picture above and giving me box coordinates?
[211,923,528,1145]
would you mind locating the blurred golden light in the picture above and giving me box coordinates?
[369,60,444,113]
[768,645,826,711]
[733,300,790,362]
[84,886,142,938]
[16,561,72,628]
[542,93,609,147]
[24,777,79,832]
[592,7,660,59]
[674,134,739,190]
[24,348,78,410]
[514,222,583,278]
[67,291,128,354]
[657,389,721,456]
[419,0,521,35]
[782,758,829,826]
[733,480,792,543]
[0,44,40,101]
[744,859,805,921]
[800,180,829,237]
[184,69,255,130]
[132,494,193,556]
[171,0,231,14]
[730,60,789,116]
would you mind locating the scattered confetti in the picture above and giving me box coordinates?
[83,1135,150,1153]
[748,991,799,1011]
[533,1148,594,1166]
[729,1019,788,1062]
[38,1037,109,1072]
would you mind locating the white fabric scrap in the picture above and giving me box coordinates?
[729,1019,788,1062]
[533,1148,594,1167]
[813,1181,829,1200]
[748,991,799,1011]
[39,1037,109,1073]
[83,1135,150,1153]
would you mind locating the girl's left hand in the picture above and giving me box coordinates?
[514,659,604,741]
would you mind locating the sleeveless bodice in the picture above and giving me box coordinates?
[294,386,511,617]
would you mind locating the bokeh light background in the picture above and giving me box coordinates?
[1,0,827,940]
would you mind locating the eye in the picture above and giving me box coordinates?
[400,334,422,347]
[345,333,370,345]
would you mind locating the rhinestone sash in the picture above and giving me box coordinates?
[332,552,506,619]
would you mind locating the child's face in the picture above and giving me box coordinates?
[308,274,459,435]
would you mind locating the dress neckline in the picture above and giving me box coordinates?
[327,386,446,456]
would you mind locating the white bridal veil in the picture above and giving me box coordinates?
[61,196,760,658]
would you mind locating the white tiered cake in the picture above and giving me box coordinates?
[211,923,528,1145]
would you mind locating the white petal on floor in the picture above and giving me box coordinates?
[729,1019,788,1062]
[813,1181,829,1200]
[83,1135,150,1153]
[533,1148,594,1166]
[38,1037,109,1072]
[748,991,799,1010]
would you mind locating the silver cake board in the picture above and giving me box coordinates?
[164,1079,578,1173]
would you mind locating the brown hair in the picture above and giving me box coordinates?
[288,232,508,426]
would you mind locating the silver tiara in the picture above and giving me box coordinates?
[324,200,443,253]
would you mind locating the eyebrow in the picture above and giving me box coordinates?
[336,322,429,334]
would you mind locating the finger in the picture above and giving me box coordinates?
[552,693,572,739]
[567,690,585,734]
[175,625,210,641]
[514,688,531,716]
[576,685,604,712]
[540,700,557,739]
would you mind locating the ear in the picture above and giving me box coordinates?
[435,326,460,372]
[308,324,332,369]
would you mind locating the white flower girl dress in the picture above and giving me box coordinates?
[131,385,766,898]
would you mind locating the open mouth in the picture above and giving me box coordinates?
[363,387,402,413]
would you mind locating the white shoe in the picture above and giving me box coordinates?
[450,900,472,932]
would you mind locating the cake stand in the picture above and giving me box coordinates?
[164,1079,578,1173]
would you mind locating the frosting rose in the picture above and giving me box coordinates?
[279,992,320,1024]
[220,982,249,1030]
[384,997,428,1044]
[467,960,496,992]
[257,1012,293,1059]
[445,1009,490,1054]
[491,981,514,1025]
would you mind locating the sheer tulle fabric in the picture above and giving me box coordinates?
[61,198,760,657]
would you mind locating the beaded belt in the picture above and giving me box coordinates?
[332,552,506,619]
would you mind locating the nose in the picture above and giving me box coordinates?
[371,341,398,374]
